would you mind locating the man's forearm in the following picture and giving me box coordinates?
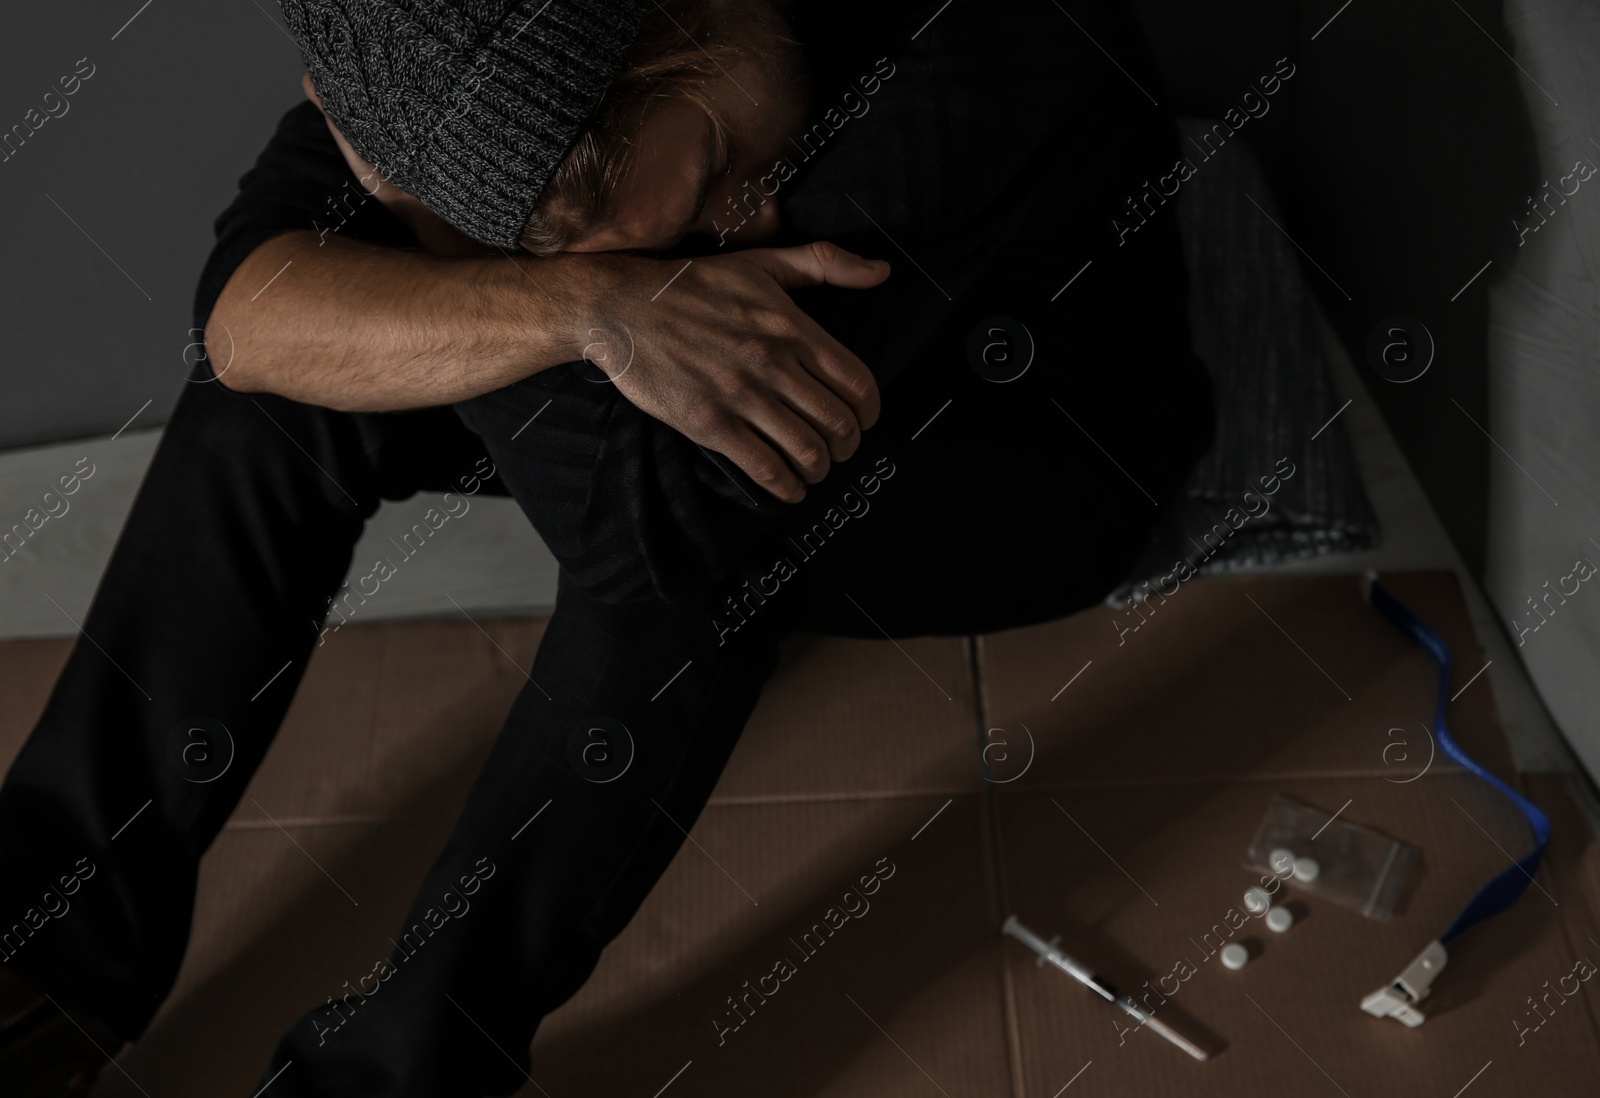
[206,231,611,412]
[208,224,886,501]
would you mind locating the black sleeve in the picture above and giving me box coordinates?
[192,100,417,332]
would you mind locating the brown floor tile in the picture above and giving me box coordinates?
[714,634,983,802]
[525,796,1012,1098]
[241,622,389,822]
[231,616,545,827]
[0,636,70,771]
[367,616,546,813]
[1521,773,1600,1055]
[977,571,1513,790]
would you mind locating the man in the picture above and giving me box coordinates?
[0,0,1213,1094]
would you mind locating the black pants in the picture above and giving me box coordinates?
[0,2,1212,1094]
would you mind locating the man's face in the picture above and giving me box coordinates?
[563,56,810,254]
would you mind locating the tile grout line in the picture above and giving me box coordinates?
[969,634,1030,1098]
[695,765,1482,807]
[224,764,1530,832]
[224,815,390,831]
[989,788,1030,1098]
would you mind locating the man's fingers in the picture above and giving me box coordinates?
[788,313,882,430]
[711,423,807,503]
[742,396,835,485]
[769,363,862,463]
[748,241,891,291]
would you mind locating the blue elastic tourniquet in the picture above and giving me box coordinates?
[1364,575,1552,943]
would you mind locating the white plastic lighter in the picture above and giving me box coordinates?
[1360,940,1448,1027]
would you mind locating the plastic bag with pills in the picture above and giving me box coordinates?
[1243,794,1418,921]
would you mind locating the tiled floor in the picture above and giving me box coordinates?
[4,570,1595,1096]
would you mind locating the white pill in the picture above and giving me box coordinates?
[1243,886,1272,914]
[1221,943,1249,970]
[1266,906,1293,933]
[1293,857,1321,882]
[1269,848,1295,874]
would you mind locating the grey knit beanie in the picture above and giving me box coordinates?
[280,0,649,249]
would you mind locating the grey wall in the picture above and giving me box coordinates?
[0,0,304,450]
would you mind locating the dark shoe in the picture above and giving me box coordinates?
[0,966,123,1097]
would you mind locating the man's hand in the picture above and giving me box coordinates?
[589,243,889,503]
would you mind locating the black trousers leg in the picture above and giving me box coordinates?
[0,368,498,1041]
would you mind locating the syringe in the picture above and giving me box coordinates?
[1002,914,1210,1062]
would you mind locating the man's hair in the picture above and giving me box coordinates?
[518,0,799,254]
